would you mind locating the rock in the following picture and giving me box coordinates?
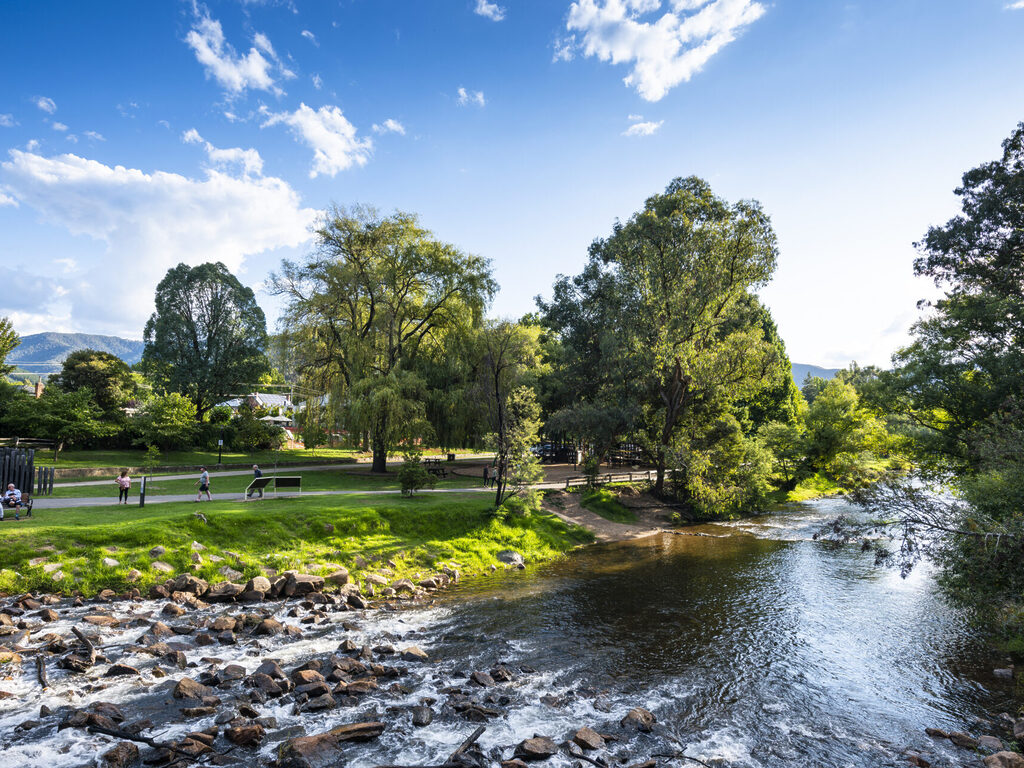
[985,753,1024,768]
[348,594,369,609]
[994,668,1014,680]
[254,618,284,636]
[50,570,65,581]
[1014,720,1024,741]
[925,727,949,739]
[35,608,58,623]
[496,550,524,567]
[250,673,284,696]
[980,736,1004,751]
[151,561,174,574]
[105,664,140,677]
[391,578,416,594]
[171,574,209,595]
[411,706,433,727]
[149,545,166,557]
[514,736,558,761]
[470,670,495,687]
[29,556,47,566]
[278,722,386,768]
[292,669,325,685]
[226,724,265,747]
[501,761,530,768]
[42,563,62,574]
[125,569,142,583]
[191,541,206,552]
[401,646,429,662]
[573,727,605,750]
[218,566,243,581]
[102,558,120,568]
[206,582,244,601]
[305,693,336,711]
[245,576,271,595]
[255,660,287,679]
[949,731,979,749]
[326,569,350,586]
[173,677,213,699]
[365,574,388,586]
[101,742,139,768]
[286,573,325,596]
[161,603,186,617]
[84,615,119,627]
[621,707,656,732]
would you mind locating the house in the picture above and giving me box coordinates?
[216,392,299,426]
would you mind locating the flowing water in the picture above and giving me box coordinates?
[0,496,1013,767]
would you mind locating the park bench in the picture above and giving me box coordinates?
[1,491,32,518]
[244,475,302,500]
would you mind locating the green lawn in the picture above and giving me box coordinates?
[0,493,593,596]
[49,467,481,499]
[579,487,638,523]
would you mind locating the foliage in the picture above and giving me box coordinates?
[50,348,138,419]
[143,445,161,473]
[142,262,269,421]
[1,386,110,446]
[135,392,197,449]
[397,450,437,496]
[231,405,285,451]
[488,386,544,508]
[758,420,804,487]
[800,375,828,406]
[0,317,19,379]
[579,487,637,523]
[273,206,495,471]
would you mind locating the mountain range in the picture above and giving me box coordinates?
[8,332,145,376]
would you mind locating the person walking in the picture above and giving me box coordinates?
[2,483,22,520]
[194,466,212,502]
[246,464,264,499]
[482,464,489,487]
[115,469,131,504]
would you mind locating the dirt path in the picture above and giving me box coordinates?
[541,490,665,542]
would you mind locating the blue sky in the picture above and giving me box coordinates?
[1,0,1022,367]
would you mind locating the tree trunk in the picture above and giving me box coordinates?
[371,412,388,473]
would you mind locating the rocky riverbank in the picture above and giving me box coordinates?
[0,556,690,768]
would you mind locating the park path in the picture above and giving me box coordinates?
[540,489,665,542]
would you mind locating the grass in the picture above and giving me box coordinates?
[579,487,638,523]
[35,446,469,469]
[49,467,481,499]
[0,493,594,596]
[778,472,844,503]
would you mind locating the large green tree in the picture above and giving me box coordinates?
[50,349,138,420]
[541,177,783,498]
[0,317,19,379]
[142,262,269,421]
[273,206,495,472]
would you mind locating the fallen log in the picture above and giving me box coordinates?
[71,626,97,665]
[372,725,486,768]
[35,655,49,689]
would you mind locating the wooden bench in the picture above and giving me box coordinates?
[1,491,31,518]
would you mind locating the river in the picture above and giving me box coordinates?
[0,496,1013,767]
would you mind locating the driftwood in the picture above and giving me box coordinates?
[35,654,49,689]
[372,725,486,768]
[652,751,715,768]
[86,724,215,759]
[72,626,97,665]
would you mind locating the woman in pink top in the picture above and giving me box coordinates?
[115,469,131,504]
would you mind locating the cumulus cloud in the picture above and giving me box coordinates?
[0,149,317,332]
[553,35,576,62]
[474,0,506,21]
[622,119,663,136]
[52,122,68,132]
[183,128,264,176]
[185,5,294,96]
[372,119,406,135]
[34,96,57,114]
[457,87,486,107]
[301,29,318,45]
[0,114,16,127]
[566,0,767,101]
[261,103,372,178]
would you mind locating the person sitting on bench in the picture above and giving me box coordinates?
[2,483,23,521]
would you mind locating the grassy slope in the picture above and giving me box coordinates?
[579,487,638,523]
[0,494,594,596]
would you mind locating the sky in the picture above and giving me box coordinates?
[1,0,1023,368]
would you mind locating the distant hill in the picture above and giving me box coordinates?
[791,363,840,385]
[7,332,145,376]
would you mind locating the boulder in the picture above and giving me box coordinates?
[245,576,271,595]
[218,566,244,581]
[401,646,429,662]
[470,670,495,687]
[949,732,980,749]
[621,707,656,732]
[125,569,142,583]
[496,550,524,567]
[278,722,386,768]
[573,727,605,750]
[391,578,416,594]
[171,574,208,595]
[1014,720,1024,741]
[984,753,1024,768]
[206,582,244,602]
[411,706,433,727]
[105,664,140,677]
[102,558,120,568]
[225,724,264,746]
[514,737,558,761]
[101,742,139,768]
[254,618,284,636]
[981,736,1005,752]
[191,541,206,552]
[365,574,388,586]
[149,545,166,557]
[326,569,350,586]
[151,561,174,574]
[173,677,213,699]
[285,573,325,596]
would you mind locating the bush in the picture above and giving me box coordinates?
[398,451,436,496]
[132,393,197,449]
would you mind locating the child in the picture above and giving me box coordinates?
[115,469,131,504]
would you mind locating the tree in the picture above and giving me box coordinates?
[540,177,782,498]
[1,387,110,447]
[142,262,269,422]
[273,206,495,472]
[134,392,198,449]
[50,349,138,420]
[0,317,19,379]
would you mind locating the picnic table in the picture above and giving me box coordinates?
[422,457,447,477]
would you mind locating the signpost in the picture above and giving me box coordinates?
[139,476,147,508]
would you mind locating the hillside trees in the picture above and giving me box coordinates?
[272,206,495,472]
[142,262,269,422]
[540,177,786,507]
[50,349,138,420]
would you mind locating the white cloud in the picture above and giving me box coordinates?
[372,118,406,135]
[622,119,663,136]
[312,74,323,90]
[1006,1,1024,8]
[457,87,486,107]
[65,134,78,143]
[301,29,319,45]
[628,113,643,120]
[183,128,264,176]
[52,122,68,132]
[553,35,576,62]
[566,0,767,101]
[0,149,317,332]
[474,0,506,21]
[0,114,16,127]
[84,130,106,141]
[0,191,18,207]
[25,140,39,152]
[34,96,57,114]
[261,103,372,178]
[185,5,293,96]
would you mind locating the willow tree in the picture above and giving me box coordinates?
[273,206,495,472]
[541,177,783,498]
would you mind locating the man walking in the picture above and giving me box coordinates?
[194,466,212,502]
[246,464,264,499]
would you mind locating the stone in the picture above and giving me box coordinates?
[401,646,429,662]
[621,707,656,732]
[348,594,369,609]
[149,545,166,557]
[286,573,325,596]
[245,576,271,594]
[42,563,62,574]
[292,669,325,685]
[573,727,605,750]
[496,550,524,567]
[984,754,1024,768]
[125,569,142,583]
[218,566,243,581]
[470,670,495,687]
[101,742,139,768]
[207,582,244,601]
[326,569,350,586]
[35,608,58,623]
[173,677,213,699]
[29,556,47,566]
[278,722,386,768]
[925,727,949,739]
[305,693,336,711]
[84,615,119,627]
[949,732,980,749]
[255,660,287,679]
[151,561,174,574]
[501,762,530,768]
[1015,720,1024,741]
[391,578,415,593]
[980,736,1004,751]
[254,618,284,636]
[105,664,140,677]
[250,673,284,696]
[994,668,1014,680]
[411,706,433,727]
[226,724,265,747]
[171,574,209,595]
[102,558,120,568]
[514,736,558,761]
[162,603,186,617]
[365,574,388,586]
[191,541,207,552]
